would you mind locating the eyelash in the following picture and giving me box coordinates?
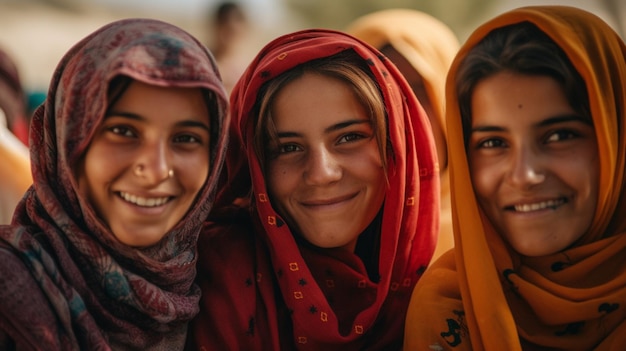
[275,132,369,155]
[475,129,580,149]
[107,125,203,144]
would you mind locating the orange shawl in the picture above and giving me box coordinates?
[347,9,460,260]
[405,6,626,350]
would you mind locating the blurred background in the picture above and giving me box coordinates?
[0,0,623,99]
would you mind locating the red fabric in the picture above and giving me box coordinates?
[191,29,439,350]
[0,18,228,350]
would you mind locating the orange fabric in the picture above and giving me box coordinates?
[191,29,439,350]
[347,9,459,260]
[405,6,626,351]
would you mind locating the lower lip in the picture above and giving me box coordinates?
[303,193,358,211]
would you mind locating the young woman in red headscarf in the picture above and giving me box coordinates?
[0,18,229,350]
[189,29,439,350]
[405,6,626,350]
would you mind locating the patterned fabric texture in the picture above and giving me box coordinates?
[0,18,228,350]
[190,29,439,350]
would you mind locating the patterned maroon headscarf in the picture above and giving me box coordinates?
[0,18,228,350]
[190,29,439,350]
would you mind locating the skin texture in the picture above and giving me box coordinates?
[266,72,386,252]
[468,72,599,257]
[77,80,211,247]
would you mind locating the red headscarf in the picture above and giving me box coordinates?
[0,18,228,350]
[191,29,439,350]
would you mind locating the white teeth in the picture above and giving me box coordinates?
[119,192,169,207]
[514,198,565,212]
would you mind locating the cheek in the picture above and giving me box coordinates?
[184,156,211,192]
[563,154,600,204]
[469,165,503,227]
[469,160,498,202]
[266,162,292,199]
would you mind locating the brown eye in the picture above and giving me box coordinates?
[109,125,134,137]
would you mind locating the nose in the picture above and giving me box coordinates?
[303,145,342,186]
[507,145,546,188]
[133,141,172,184]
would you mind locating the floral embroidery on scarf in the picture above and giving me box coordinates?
[406,196,415,206]
[321,311,328,322]
[598,302,619,314]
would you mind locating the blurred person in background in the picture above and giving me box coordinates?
[0,47,29,145]
[0,47,31,224]
[206,1,251,93]
[347,9,460,260]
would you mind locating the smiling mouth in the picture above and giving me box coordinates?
[119,191,171,207]
[507,198,567,212]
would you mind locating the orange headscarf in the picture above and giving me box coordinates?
[347,9,459,260]
[405,6,626,350]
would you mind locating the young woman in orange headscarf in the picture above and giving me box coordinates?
[404,5,626,350]
[347,9,460,260]
[190,29,439,350]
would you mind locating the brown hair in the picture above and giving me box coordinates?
[456,22,590,146]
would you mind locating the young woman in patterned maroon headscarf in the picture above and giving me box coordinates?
[0,18,229,350]
[189,29,439,350]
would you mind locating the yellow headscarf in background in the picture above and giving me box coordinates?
[405,6,626,350]
[347,9,460,260]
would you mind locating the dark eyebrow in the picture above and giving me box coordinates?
[105,111,210,132]
[471,114,591,134]
[276,119,371,138]
[536,114,592,127]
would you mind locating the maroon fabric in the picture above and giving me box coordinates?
[190,29,439,350]
[0,18,228,350]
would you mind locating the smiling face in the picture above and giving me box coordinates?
[266,72,386,252]
[78,79,211,247]
[468,72,599,256]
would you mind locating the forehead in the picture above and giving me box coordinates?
[471,72,577,127]
[271,73,368,130]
